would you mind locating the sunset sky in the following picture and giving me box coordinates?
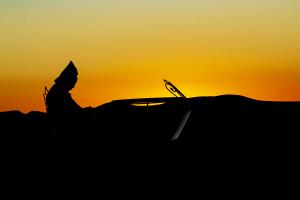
[1,0,300,112]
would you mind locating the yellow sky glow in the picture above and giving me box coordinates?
[0,1,300,112]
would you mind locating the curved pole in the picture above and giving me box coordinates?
[164,79,187,99]
[171,110,192,141]
[163,80,191,141]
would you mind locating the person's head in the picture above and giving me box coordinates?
[55,61,78,91]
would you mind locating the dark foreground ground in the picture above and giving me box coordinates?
[1,95,300,190]
[1,95,299,155]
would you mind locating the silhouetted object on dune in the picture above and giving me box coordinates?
[46,61,82,115]
[45,61,94,135]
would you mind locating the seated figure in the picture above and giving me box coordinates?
[46,61,93,135]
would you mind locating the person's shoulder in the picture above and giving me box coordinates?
[47,84,67,98]
[48,84,58,92]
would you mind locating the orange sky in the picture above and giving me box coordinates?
[0,0,300,112]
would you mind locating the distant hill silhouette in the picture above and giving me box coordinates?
[1,95,299,152]
[0,110,48,137]
[2,95,300,181]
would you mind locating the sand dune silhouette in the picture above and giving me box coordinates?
[1,94,299,148]
[2,92,300,177]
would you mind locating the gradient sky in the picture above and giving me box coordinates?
[1,0,300,112]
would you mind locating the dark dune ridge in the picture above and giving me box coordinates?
[1,95,300,178]
[2,94,298,190]
[1,95,299,152]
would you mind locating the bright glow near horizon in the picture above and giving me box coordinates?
[0,0,300,112]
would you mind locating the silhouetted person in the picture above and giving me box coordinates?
[46,61,93,135]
